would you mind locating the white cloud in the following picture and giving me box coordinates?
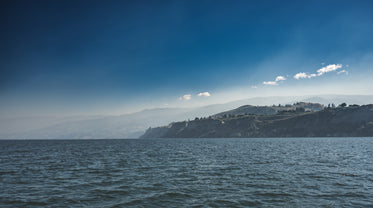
[251,85,258,89]
[294,72,308,79]
[179,94,191,101]
[197,92,211,97]
[294,72,317,79]
[337,70,349,75]
[317,64,342,76]
[309,73,317,78]
[294,64,343,80]
[275,76,286,82]
[263,75,286,86]
[263,81,278,85]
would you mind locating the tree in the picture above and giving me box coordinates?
[339,103,347,108]
[296,107,305,112]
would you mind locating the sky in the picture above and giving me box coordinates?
[1,0,373,117]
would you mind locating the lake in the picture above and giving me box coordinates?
[1,138,373,207]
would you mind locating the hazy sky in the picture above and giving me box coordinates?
[1,0,373,117]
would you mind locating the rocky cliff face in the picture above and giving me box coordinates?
[140,104,373,138]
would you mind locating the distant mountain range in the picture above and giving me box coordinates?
[1,94,373,139]
[141,104,373,138]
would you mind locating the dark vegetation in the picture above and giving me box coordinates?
[140,103,373,138]
[212,102,324,118]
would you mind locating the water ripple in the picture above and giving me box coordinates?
[1,138,373,207]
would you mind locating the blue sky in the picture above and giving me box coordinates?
[1,0,373,117]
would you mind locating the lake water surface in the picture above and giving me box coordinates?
[1,138,373,207]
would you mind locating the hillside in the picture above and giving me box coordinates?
[2,95,373,139]
[140,104,373,138]
[212,102,324,118]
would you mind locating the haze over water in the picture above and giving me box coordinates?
[1,137,373,207]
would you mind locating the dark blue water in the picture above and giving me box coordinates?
[1,138,373,207]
